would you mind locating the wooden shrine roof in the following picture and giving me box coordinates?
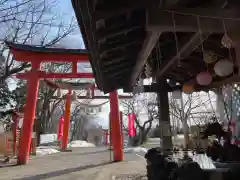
[6,42,88,55]
[72,0,240,93]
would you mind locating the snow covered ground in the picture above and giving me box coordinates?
[36,146,60,156]
[68,140,95,148]
[36,140,96,156]
[124,147,148,154]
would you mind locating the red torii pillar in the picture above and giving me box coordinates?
[109,91,123,161]
[61,90,72,150]
[18,61,41,164]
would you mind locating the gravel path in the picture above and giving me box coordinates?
[0,147,146,180]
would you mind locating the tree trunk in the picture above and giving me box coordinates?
[135,127,148,145]
[183,118,190,149]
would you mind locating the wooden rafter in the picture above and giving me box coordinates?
[93,0,155,21]
[157,32,212,78]
[130,32,161,85]
[147,8,240,33]
[96,22,143,42]
[102,62,135,72]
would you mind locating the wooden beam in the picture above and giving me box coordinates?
[123,84,182,92]
[99,33,144,52]
[99,41,141,56]
[52,95,133,99]
[107,68,132,78]
[102,62,135,73]
[147,8,240,33]
[96,22,142,42]
[93,0,155,21]
[130,32,161,85]
[211,75,240,87]
[11,49,89,62]
[157,32,211,78]
[17,71,94,79]
[101,56,129,66]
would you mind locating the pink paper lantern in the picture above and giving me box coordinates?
[196,72,212,86]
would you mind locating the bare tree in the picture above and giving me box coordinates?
[121,93,158,145]
[0,0,76,82]
[170,92,215,122]
[70,102,89,141]
[169,92,216,147]
[0,0,35,24]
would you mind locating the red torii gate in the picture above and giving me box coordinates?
[7,42,123,165]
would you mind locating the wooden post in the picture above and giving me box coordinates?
[109,90,123,161]
[235,41,240,75]
[17,62,40,165]
[61,91,71,150]
[157,79,173,155]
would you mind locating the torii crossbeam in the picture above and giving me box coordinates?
[7,42,123,165]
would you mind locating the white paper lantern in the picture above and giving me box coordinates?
[221,34,234,48]
[203,52,217,64]
[172,90,181,99]
[214,59,234,77]
[196,72,212,86]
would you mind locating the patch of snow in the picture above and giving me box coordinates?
[40,134,57,144]
[36,146,60,156]
[69,140,95,147]
[124,147,148,153]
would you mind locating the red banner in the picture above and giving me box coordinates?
[128,113,136,136]
[57,116,64,141]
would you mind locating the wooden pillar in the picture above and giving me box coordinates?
[109,90,123,161]
[157,79,173,154]
[62,91,71,150]
[17,62,40,165]
[235,41,240,74]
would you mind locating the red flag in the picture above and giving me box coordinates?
[128,113,136,136]
[57,116,64,141]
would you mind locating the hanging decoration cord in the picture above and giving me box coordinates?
[172,12,181,66]
[165,10,240,21]
[196,16,208,71]
[222,19,234,74]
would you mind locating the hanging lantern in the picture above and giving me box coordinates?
[57,89,62,98]
[172,90,181,99]
[214,59,234,77]
[196,72,212,86]
[221,34,234,48]
[182,83,194,94]
[203,52,217,64]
